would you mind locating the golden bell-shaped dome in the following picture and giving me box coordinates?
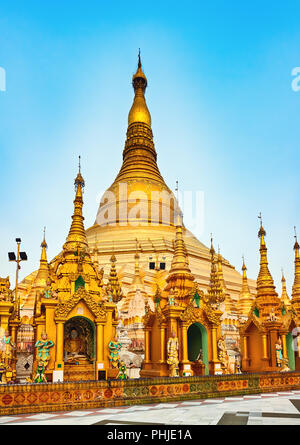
[128,51,151,127]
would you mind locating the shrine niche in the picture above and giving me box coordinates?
[64,316,95,364]
[187,322,209,375]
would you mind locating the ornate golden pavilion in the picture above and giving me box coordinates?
[32,167,118,381]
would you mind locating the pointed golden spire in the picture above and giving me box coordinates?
[112,53,166,186]
[256,214,278,299]
[132,242,144,286]
[217,246,232,312]
[238,257,255,316]
[207,236,225,305]
[281,269,291,308]
[128,49,151,126]
[64,157,88,251]
[164,214,194,302]
[292,226,300,304]
[34,227,49,288]
[169,212,191,273]
[217,246,225,288]
[107,254,123,303]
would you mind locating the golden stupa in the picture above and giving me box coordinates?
[18,53,256,347]
[85,53,256,304]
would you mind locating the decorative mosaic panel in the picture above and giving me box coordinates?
[0,372,299,416]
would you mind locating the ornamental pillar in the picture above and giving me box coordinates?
[159,325,166,362]
[281,334,287,358]
[144,329,150,363]
[55,321,64,369]
[262,334,268,359]
[96,322,104,363]
[211,327,218,361]
[243,336,248,359]
[181,324,188,362]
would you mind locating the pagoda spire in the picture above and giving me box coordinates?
[256,215,278,298]
[164,214,194,302]
[255,215,280,319]
[107,254,123,303]
[169,213,191,274]
[64,158,88,251]
[281,269,291,308]
[237,257,255,316]
[34,227,49,288]
[292,226,300,306]
[132,243,144,286]
[112,52,167,186]
[207,237,225,305]
[217,246,233,312]
[128,49,150,127]
[217,246,227,291]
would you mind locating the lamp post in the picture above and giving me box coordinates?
[8,238,27,319]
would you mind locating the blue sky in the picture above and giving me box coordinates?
[0,0,299,294]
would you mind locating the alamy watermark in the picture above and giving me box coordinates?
[0,67,6,92]
[95,184,205,239]
[291,67,300,92]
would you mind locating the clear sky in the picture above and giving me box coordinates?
[0,0,299,294]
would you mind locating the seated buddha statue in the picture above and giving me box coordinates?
[64,328,87,363]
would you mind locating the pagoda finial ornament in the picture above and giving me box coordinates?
[281,269,291,309]
[107,254,123,303]
[63,160,88,251]
[164,213,194,304]
[217,246,232,312]
[237,257,255,316]
[256,216,280,320]
[132,243,143,286]
[129,49,150,125]
[207,237,225,306]
[34,228,50,289]
[292,226,300,317]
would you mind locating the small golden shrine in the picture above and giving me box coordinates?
[32,164,119,381]
[239,222,299,372]
[140,218,226,377]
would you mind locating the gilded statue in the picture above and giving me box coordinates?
[108,337,122,368]
[218,336,229,373]
[275,338,283,367]
[0,330,16,368]
[235,355,242,374]
[279,357,291,372]
[35,331,54,368]
[117,360,128,380]
[34,361,47,383]
[0,361,6,384]
[64,328,86,362]
[267,307,279,322]
[167,330,179,377]
[0,277,12,301]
